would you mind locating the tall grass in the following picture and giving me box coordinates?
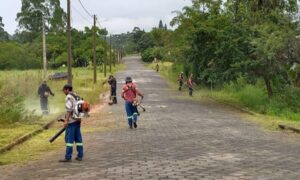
[0,65,123,126]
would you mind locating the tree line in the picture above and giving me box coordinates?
[0,0,109,70]
[129,0,300,98]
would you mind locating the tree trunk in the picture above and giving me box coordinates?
[295,72,300,87]
[264,76,273,97]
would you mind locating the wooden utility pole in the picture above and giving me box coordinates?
[67,0,72,85]
[109,34,112,73]
[113,48,116,66]
[117,49,120,64]
[93,15,97,83]
[113,47,116,67]
[104,36,107,77]
[42,16,47,80]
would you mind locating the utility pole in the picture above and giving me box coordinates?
[117,49,120,64]
[114,48,117,66]
[67,0,72,85]
[109,34,112,73]
[93,15,97,83]
[104,36,107,77]
[42,16,47,80]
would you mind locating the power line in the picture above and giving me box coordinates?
[72,4,93,24]
[96,20,102,28]
[78,0,93,18]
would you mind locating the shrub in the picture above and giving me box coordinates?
[234,84,268,112]
[141,47,165,62]
[0,81,26,124]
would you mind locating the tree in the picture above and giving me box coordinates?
[171,0,299,97]
[132,27,145,43]
[16,0,66,42]
[0,42,40,69]
[151,28,171,47]
[158,20,164,29]
[0,17,9,42]
[164,23,168,30]
[137,33,155,52]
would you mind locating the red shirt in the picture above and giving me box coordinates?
[122,83,137,102]
[188,77,194,87]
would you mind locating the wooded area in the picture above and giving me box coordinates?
[130,0,300,99]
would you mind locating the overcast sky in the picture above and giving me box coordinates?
[0,0,192,35]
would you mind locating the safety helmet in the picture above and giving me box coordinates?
[125,76,132,83]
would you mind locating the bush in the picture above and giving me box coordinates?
[141,47,165,62]
[234,85,268,112]
[0,81,26,124]
[0,42,41,70]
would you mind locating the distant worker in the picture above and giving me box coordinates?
[178,72,184,91]
[121,77,144,129]
[37,80,54,115]
[187,73,196,96]
[108,75,117,105]
[59,84,84,162]
[156,64,159,72]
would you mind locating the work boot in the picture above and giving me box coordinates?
[59,159,72,163]
[133,122,137,128]
[75,157,83,161]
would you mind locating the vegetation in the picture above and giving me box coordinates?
[150,62,300,124]
[0,64,123,151]
[136,1,300,123]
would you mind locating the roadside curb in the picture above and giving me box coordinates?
[219,101,256,115]
[278,124,300,133]
[208,97,300,134]
[205,96,256,116]
[0,119,56,154]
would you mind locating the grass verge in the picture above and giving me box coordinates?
[148,62,300,131]
[0,64,124,164]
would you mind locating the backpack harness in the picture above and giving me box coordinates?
[69,93,90,120]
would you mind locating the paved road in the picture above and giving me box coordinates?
[2,56,300,180]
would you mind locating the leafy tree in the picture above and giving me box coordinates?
[137,33,155,52]
[141,47,164,62]
[0,17,9,42]
[132,27,145,43]
[16,0,66,42]
[0,42,40,69]
[151,28,171,47]
[170,0,299,97]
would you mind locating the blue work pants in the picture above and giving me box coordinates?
[65,121,83,160]
[125,101,138,127]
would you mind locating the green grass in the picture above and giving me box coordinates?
[149,62,300,130]
[0,64,124,150]
[0,128,63,165]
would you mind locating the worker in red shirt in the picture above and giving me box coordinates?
[121,77,144,129]
[178,72,184,91]
[187,73,195,96]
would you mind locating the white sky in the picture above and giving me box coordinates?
[0,0,192,35]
